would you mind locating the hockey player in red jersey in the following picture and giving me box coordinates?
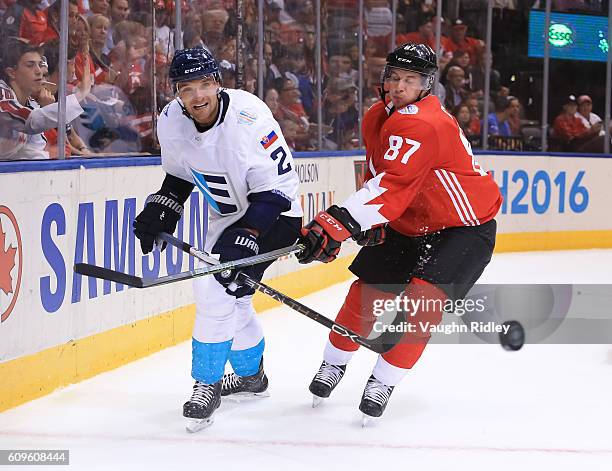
[297,43,502,421]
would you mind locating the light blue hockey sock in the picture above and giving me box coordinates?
[191,338,232,384]
[228,339,265,377]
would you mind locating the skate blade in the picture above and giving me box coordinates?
[223,390,270,402]
[185,416,215,433]
[361,414,369,428]
[361,413,379,428]
[312,395,325,408]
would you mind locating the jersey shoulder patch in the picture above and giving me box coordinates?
[398,104,419,115]
[237,109,258,125]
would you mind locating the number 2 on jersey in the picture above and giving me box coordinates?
[270,146,292,175]
[383,135,421,164]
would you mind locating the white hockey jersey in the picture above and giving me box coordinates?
[157,88,303,251]
[0,80,84,160]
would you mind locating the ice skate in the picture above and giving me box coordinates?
[359,375,394,426]
[309,361,346,407]
[183,380,222,433]
[221,360,269,400]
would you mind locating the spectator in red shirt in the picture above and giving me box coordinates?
[465,94,482,135]
[396,15,450,52]
[553,95,603,152]
[446,18,484,65]
[1,0,47,45]
[454,103,479,137]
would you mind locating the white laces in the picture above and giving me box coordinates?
[363,377,393,406]
[314,361,345,388]
[190,381,217,406]
[222,373,241,391]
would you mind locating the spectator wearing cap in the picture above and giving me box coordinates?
[1,0,48,46]
[446,18,484,65]
[553,95,602,152]
[576,95,605,136]
[277,77,308,122]
[285,49,315,120]
[396,15,451,52]
[487,95,520,137]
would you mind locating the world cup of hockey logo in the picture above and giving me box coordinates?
[0,205,23,323]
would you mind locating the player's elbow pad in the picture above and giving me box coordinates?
[239,190,292,236]
[158,173,195,205]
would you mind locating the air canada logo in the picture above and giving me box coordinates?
[0,205,22,323]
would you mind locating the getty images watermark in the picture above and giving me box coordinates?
[362,284,612,345]
[371,292,512,336]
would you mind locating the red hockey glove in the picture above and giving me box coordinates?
[352,224,387,247]
[297,205,361,264]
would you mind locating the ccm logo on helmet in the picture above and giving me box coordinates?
[397,57,413,63]
[185,66,203,74]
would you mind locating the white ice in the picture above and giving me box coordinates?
[1,250,612,471]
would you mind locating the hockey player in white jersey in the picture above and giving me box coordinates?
[132,48,302,431]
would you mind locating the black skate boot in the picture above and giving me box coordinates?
[221,360,269,399]
[309,361,347,408]
[183,380,222,432]
[359,375,394,426]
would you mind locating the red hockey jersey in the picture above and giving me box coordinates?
[342,95,502,236]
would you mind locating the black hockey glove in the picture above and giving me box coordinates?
[352,224,386,247]
[297,205,361,264]
[133,174,194,254]
[212,227,260,297]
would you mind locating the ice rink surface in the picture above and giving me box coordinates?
[1,250,612,471]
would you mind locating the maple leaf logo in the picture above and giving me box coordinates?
[0,219,17,295]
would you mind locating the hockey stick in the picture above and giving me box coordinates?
[73,237,304,289]
[161,234,394,354]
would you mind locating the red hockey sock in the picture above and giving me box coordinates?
[382,278,447,369]
[329,280,397,352]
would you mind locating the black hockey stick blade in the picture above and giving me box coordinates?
[74,263,144,288]
[74,263,217,288]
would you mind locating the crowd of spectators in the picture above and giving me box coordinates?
[0,0,609,160]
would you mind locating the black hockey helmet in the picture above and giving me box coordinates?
[382,42,438,94]
[169,47,221,90]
